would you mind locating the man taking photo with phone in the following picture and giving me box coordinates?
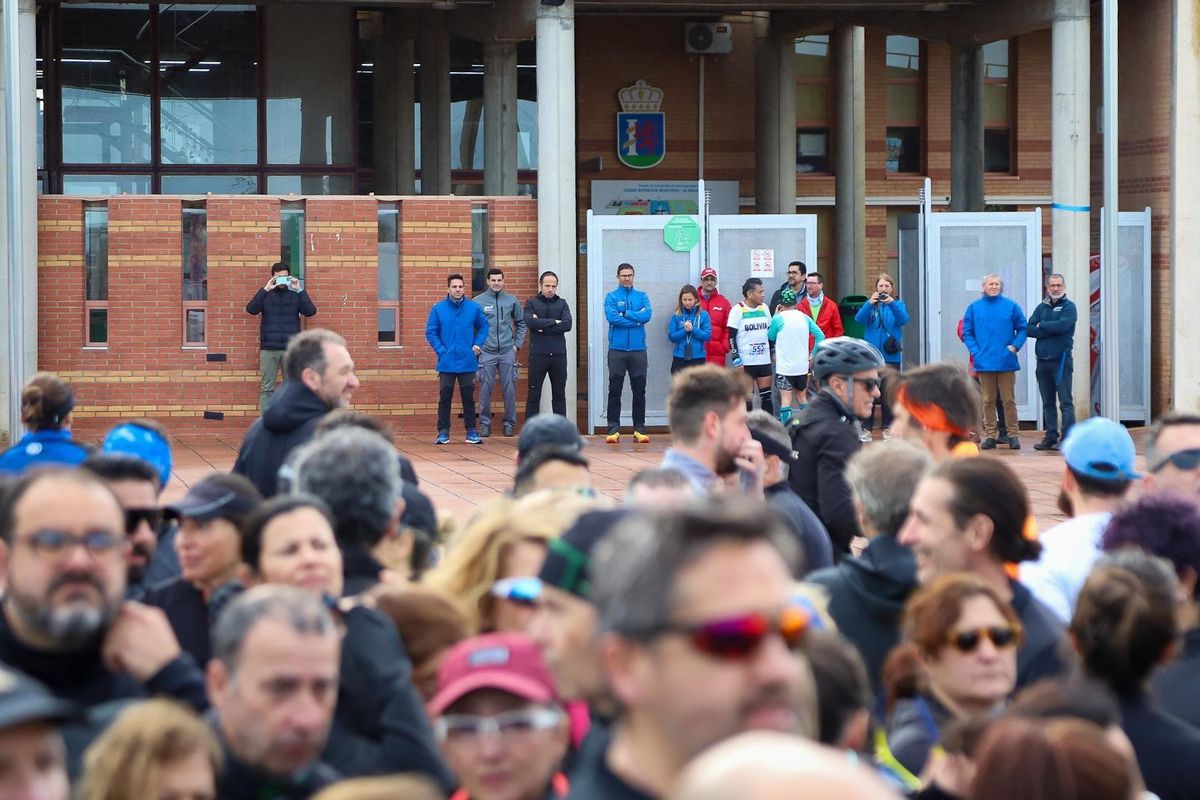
[247,261,317,411]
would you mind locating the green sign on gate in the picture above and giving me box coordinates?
[663,216,701,253]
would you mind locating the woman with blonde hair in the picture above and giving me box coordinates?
[854,273,909,440]
[77,699,220,800]
[0,372,90,474]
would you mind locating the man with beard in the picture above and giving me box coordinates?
[81,454,163,600]
[1027,274,1077,450]
[573,501,809,798]
[660,365,765,497]
[0,469,207,769]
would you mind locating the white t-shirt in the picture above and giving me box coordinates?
[770,309,822,376]
[727,302,772,366]
[1018,511,1113,624]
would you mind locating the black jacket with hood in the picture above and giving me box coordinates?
[788,389,863,554]
[233,380,329,497]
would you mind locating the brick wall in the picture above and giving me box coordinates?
[37,196,538,438]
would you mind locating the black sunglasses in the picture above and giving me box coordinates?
[946,624,1022,653]
[124,507,164,535]
[1152,448,1200,473]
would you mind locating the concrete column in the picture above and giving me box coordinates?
[373,14,415,195]
[834,24,866,295]
[0,0,38,444]
[536,1,577,421]
[484,41,518,196]
[950,44,984,212]
[753,14,796,214]
[1051,0,1092,418]
[419,17,451,195]
[1171,0,1200,410]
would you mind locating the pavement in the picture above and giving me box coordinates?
[156,427,1151,535]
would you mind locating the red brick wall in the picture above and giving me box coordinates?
[37,196,538,438]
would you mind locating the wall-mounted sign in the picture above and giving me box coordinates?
[664,216,701,252]
[750,249,775,277]
[617,80,665,169]
[591,180,740,216]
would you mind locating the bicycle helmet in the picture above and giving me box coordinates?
[811,337,885,382]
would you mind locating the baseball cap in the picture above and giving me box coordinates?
[538,509,630,599]
[103,422,173,489]
[750,428,797,463]
[518,414,586,462]
[700,267,718,279]
[1062,417,1141,482]
[428,633,558,716]
[165,474,262,523]
[0,668,76,731]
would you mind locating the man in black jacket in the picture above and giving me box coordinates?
[246,262,318,412]
[525,270,573,419]
[233,329,359,497]
[788,337,884,555]
[768,260,807,313]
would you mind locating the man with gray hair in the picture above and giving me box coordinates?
[1027,272,1077,450]
[292,426,406,595]
[806,439,931,690]
[208,585,342,799]
[234,328,360,496]
[625,467,699,510]
[961,273,1027,449]
[573,500,809,798]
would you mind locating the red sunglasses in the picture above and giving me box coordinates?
[663,607,810,660]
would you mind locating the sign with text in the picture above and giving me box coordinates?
[663,216,701,252]
[750,249,775,277]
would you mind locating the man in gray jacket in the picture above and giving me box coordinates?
[475,268,527,437]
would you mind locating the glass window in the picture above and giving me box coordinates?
[885,36,923,174]
[266,174,355,195]
[516,42,538,170]
[378,203,399,302]
[470,202,488,293]
[377,308,397,344]
[84,203,109,346]
[985,129,1012,173]
[88,308,109,344]
[159,5,258,165]
[60,4,152,165]
[280,201,305,278]
[63,174,151,195]
[983,40,1013,174]
[185,309,206,344]
[162,174,258,194]
[794,35,831,175]
[182,205,207,301]
[886,128,921,174]
[886,35,921,77]
[794,35,830,77]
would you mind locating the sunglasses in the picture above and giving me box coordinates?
[946,624,1023,653]
[662,607,810,660]
[852,377,881,391]
[491,576,542,608]
[124,507,164,535]
[1152,448,1200,473]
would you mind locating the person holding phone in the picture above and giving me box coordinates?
[246,261,317,412]
[668,284,712,375]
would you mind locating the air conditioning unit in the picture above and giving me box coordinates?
[685,22,733,55]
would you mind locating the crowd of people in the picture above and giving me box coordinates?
[0,260,1194,800]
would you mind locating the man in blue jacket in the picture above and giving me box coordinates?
[1027,273,1078,450]
[962,273,1028,449]
[246,262,318,411]
[426,273,489,445]
[603,263,653,444]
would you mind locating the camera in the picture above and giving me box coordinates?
[877,292,889,301]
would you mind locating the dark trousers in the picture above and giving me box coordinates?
[864,367,899,431]
[526,353,568,418]
[1036,354,1075,441]
[607,350,648,433]
[670,357,706,375]
[437,372,476,433]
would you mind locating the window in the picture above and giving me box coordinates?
[794,36,831,174]
[470,203,488,293]
[377,202,400,344]
[280,201,305,279]
[885,35,923,174]
[182,203,207,345]
[84,203,108,345]
[983,40,1013,173]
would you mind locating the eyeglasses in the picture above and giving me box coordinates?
[124,507,163,535]
[946,624,1023,653]
[1152,448,1200,473]
[661,607,810,660]
[491,576,542,608]
[18,530,122,559]
[436,707,562,744]
[852,378,881,392]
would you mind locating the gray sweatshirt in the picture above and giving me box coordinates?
[474,290,527,353]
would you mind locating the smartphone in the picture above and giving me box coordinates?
[274,276,291,287]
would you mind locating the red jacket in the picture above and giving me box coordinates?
[797,294,844,348]
[698,289,733,364]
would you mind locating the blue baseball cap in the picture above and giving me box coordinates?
[103,422,173,489]
[1062,417,1141,482]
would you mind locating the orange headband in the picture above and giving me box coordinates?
[896,385,973,439]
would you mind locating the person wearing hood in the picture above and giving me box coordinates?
[806,440,931,690]
[961,274,1027,450]
[246,262,318,412]
[427,273,489,446]
[233,329,359,497]
[667,284,712,374]
[474,268,527,438]
[1026,273,1077,450]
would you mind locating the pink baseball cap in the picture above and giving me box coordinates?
[428,633,558,716]
[700,267,718,278]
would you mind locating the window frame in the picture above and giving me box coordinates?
[983,39,1016,175]
[884,35,925,176]
[793,34,833,176]
[83,202,108,347]
[377,201,400,347]
[181,201,208,346]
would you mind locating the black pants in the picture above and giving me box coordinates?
[1036,354,1075,441]
[437,372,476,433]
[526,353,568,418]
[670,357,706,374]
[607,350,648,433]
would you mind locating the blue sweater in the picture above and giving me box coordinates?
[854,299,910,365]
[0,429,90,475]
[667,307,712,359]
[962,294,1028,372]
[604,286,653,351]
[425,296,489,373]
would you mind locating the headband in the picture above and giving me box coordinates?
[896,385,972,440]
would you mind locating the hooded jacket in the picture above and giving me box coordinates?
[1026,294,1077,361]
[246,286,317,351]
[962,294,1028,372]
[233,380,329,497]
[667,306,712,360]
[788,390,863,555]
[474,289,527,354]
[425,296,489,373]
[806,535,918,689]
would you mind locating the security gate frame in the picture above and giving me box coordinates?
[1093,207,1152,424]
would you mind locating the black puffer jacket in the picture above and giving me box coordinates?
[246,286,317,350]
[788,390,863,555]
[233,380,328,497]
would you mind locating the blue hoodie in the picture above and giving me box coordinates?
[667,306,712,359]
[962,294,1028,372]
[425,296,489,373]
[604,286,653,351]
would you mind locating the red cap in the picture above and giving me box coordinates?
[700,267,718,278]
[427,633,558,716]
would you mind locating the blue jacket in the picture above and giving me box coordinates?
[246,286,317,351]
[425,296,489,373]
[604,286,652,351]
[0,429,91,475]
[667,307,712,359]
[855,299,910,365]
[962,294,1028,372]
[1026,295,1078,361]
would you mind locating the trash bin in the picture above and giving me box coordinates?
[839,295,869,339]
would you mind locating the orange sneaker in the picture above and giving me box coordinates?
[605,432,620,444]
[633,431,650,444]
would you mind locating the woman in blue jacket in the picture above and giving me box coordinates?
[0,372,90,474]
[667,284,712,374]
[855,274,910,440]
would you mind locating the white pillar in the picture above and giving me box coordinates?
[1171,0,1200,411]
[419,17,451,195]
[834,23,865,295]
[536,0,577,422]
[1051,0,1092,419]
[484,41,518,196]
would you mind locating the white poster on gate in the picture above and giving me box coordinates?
[750,249,775,277]
[591,180,740,216]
